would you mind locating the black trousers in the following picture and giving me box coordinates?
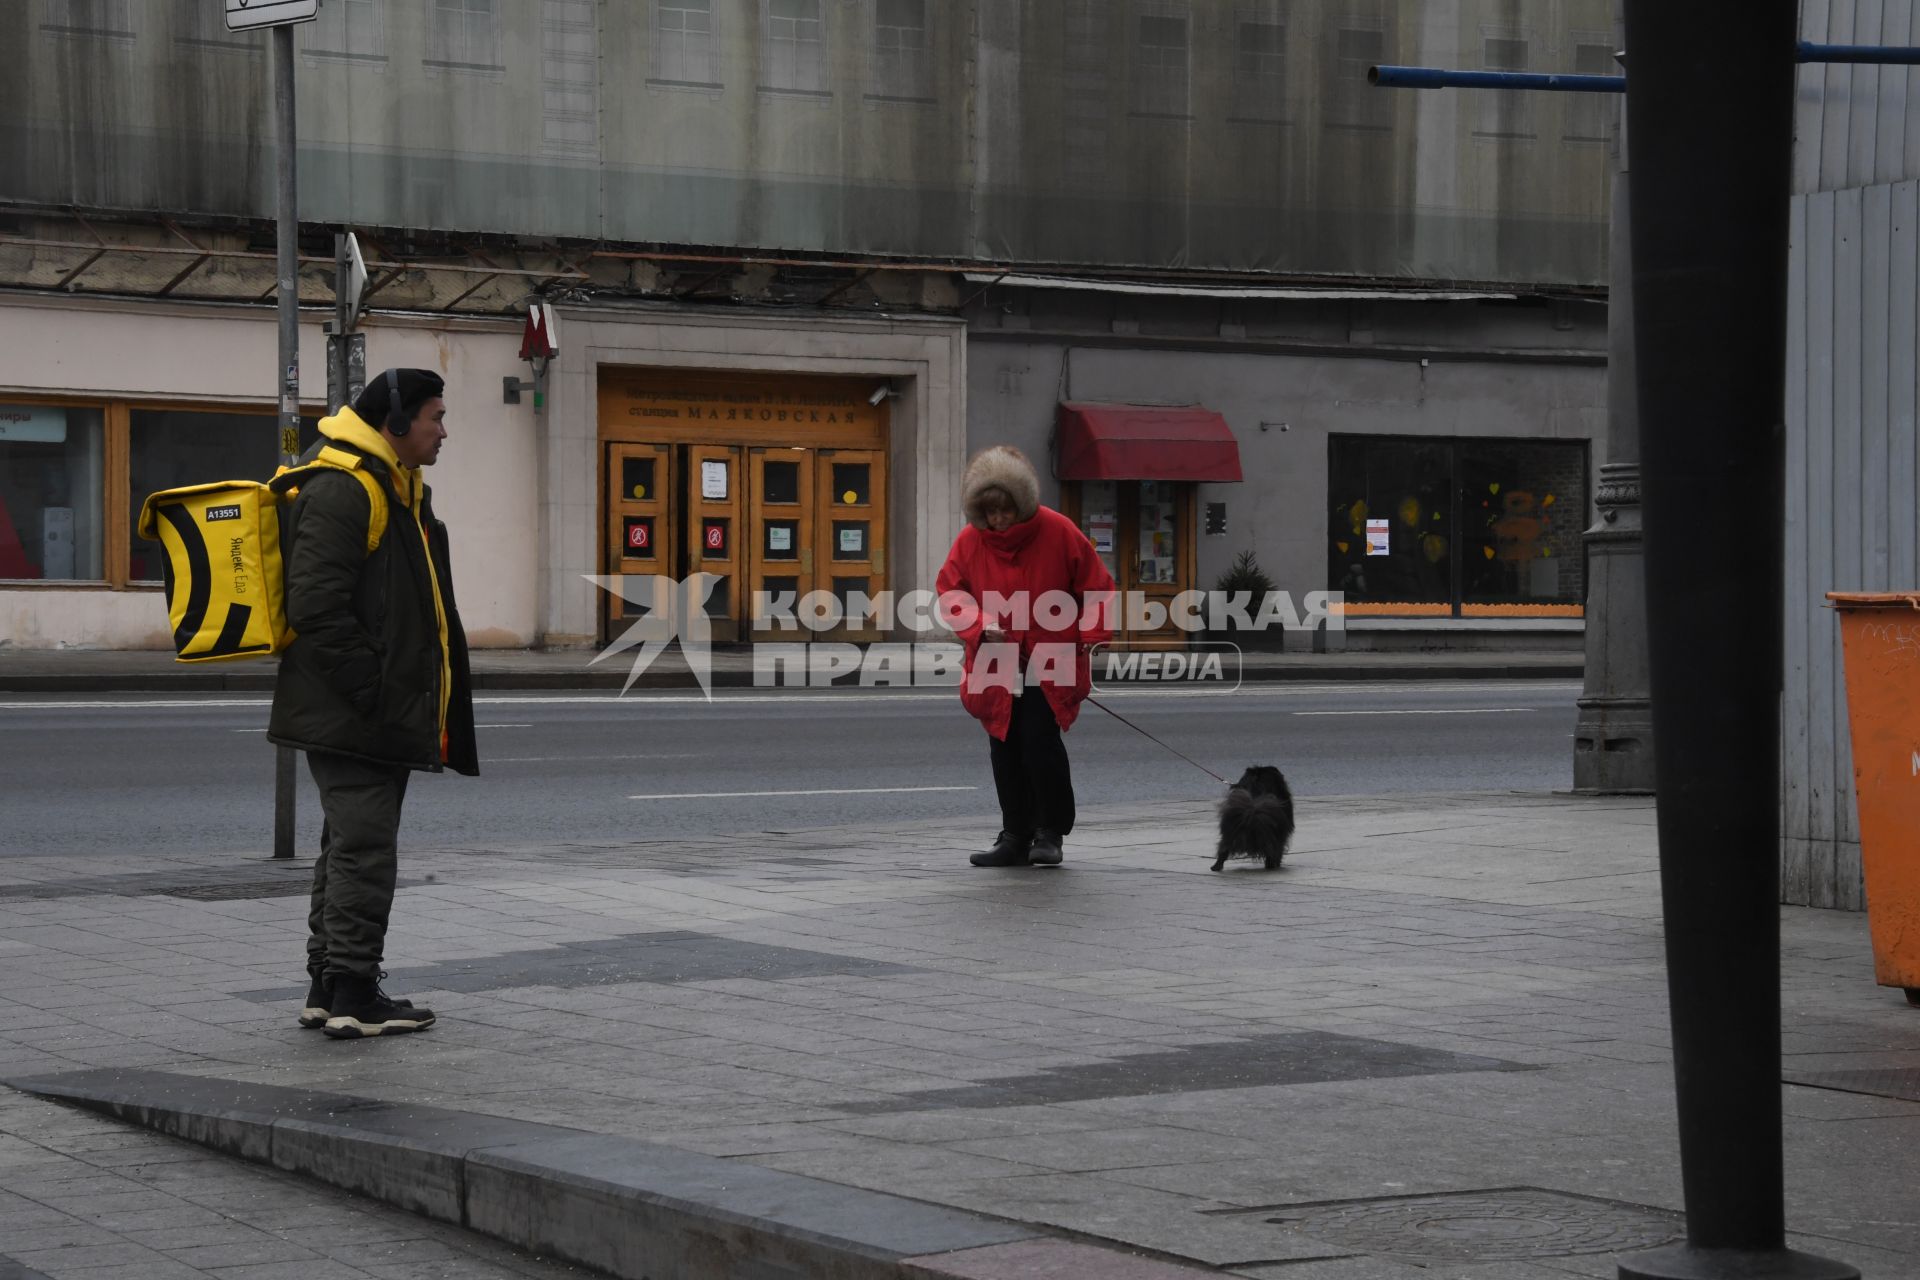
[989,691,1076,838]
[305,751,411,981]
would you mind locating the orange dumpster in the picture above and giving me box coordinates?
[1829,591,1920,1005]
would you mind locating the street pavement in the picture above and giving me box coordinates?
[0,786,1915,1278]
[0,681,1582,854]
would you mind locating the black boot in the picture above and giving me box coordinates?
[298,969,331,1029]
[1029,829,1064,866]
[301,966,411,1029]
[970,830,1031,867]
[323,974,435,1039]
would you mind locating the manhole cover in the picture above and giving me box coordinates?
[1272,1188,1680,1261]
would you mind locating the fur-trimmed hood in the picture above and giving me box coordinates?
[961,446,1041,528]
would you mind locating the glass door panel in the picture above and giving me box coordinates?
[1130,480,1188,645]
[686,443,743,642]
[748,447,815,634]
[814,447,888,641]
[604,443,672,636]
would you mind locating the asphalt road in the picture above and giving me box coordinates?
[0,681,1581,859]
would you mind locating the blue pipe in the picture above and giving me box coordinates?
[1371,45,1920,95]
[1800,41,1920,65]
[1369,65,1624,92]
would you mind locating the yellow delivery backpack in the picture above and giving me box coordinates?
[136,448,390,663]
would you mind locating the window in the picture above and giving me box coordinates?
[0,400,323,588]
[126,411,282,583]
[429,0,503,72]
[542,0,597,152]
[41,0,132,38]
[1231,20,1286,122]
[302,0,385,62]
[870,0,932,102]
[1565,41,1617,141]
[0,405,105,582]
[653,0,717,86]
[1132,8,1189,117]
[1328,436,1588,617]
[1328,27,1390,131]
[762,0,828,95]
[1477,36,1533,139]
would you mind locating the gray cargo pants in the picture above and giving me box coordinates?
[305,751,412,981]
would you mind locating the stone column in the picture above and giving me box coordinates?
[1573,21,1655,795]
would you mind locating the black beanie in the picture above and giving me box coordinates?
[353,368,446,430]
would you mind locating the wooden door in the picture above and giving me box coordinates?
[604,443,672,632]
[687,443,744,643]
[1063,479,1194,647]
[747,447,816,635]
[815,448,888,641]
[1128,480,1191,646]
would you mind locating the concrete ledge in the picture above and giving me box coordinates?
[6,1068,1212,1280]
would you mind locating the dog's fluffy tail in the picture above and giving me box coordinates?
[1218,788,1295,860]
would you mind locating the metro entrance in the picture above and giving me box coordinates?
[598,370,890,644]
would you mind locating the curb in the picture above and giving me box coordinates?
[7,1069,1216,1280]
[0,660,1583,694]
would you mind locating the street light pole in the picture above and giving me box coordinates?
[271,22,300,861]
[1615,5,1854,1278]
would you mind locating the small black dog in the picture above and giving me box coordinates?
[1213,766,1295,872]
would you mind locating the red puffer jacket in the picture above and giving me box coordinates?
[936,505,1116,741]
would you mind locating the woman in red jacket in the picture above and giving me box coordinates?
[936,446,1115,867]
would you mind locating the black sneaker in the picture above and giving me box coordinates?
[300,969,412,1029]
[970,831,1032,867]
[323,975,435,1039]
[1029,829,1064,865]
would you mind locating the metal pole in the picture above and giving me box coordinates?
[1573,25,1655,796]
[272,23,300,862]
[1615,4,1853,1277]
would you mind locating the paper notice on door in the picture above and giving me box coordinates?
[1365,518,1390,556]
[700,459,728,500]
[1088,513,1115,554]
[839,527,864,553]
[768,526,793,552]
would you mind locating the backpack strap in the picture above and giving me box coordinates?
[272,448,391,557]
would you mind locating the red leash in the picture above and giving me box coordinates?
[1085,696,1228,784]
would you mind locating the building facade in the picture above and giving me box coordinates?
[1,0,1611,650]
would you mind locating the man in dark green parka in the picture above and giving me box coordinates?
[268,368,478,1039]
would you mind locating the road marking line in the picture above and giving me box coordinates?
[0,683,1582,712]
[492,753,691,763]
[628,785,977,801]
[1293,708,1538,716]
[476,723,534,729]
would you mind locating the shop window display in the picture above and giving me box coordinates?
[128,410,318,582]
[0,405,105,581]
[1328,435,1588,616]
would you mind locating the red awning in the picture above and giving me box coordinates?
[1054,403,1244,482]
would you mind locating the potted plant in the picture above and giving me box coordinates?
[1208,549,1285,650]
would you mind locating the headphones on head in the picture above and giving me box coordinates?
[384,368,412,438]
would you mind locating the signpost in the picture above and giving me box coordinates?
[233,0,320,860]
[328,232,368,414]
[224,0,319,33]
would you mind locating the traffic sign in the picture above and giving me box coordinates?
[340,233,368,329]
[225,0,319,32]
